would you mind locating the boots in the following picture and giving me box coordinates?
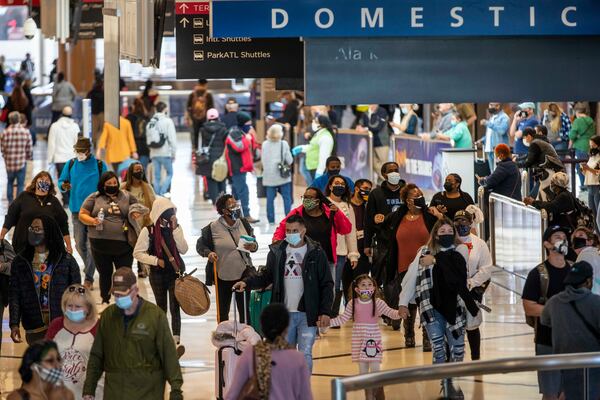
[363,387,385,400]
[440,379,464,399]
[404,304,417,347]
[422,327,432,352]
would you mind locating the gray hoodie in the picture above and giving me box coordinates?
[541,286,600,354]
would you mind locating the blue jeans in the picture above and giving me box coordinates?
[138,155,150,172]
[6,166,26,203]
[331,257,345,292]
[287,312,317,372]
[152,156,173,195]
[231,172,250,218]
[576,149,587,188]
[265,183,292,223]
[206,177,226,204]
[588,185,600,228]
[300,158,314,187]
[486,152,495,173]
[423,310,465,364]
[72,213,95,282]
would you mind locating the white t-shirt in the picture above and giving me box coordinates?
[284,244,307,312]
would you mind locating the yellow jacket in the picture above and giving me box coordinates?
[97,117,137,164]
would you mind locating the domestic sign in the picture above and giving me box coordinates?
[78,0,104,40]
[212,0,600,38]
[175,1,303,79]
[305,36,600,105]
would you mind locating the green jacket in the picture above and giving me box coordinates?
[568,116,596,152]
[83,299,183,400]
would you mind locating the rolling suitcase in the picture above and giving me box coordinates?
[249,289,272,336]
[215,293,247,400]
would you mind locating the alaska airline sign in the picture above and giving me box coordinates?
[211,0,600,38]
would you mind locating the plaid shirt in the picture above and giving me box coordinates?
[0,123,32,171]
[559,112,572,142]
[415,262,467,339]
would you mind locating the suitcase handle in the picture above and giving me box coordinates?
[231,291,248,352]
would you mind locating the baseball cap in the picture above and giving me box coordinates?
[518,102,536,110]
[551,172,569,189]
[564,261,593,286]
[207,108,219,121]
[454,210,473,223]
[110,267,137,294]
[543,225,571,242]
[73,137,91,151]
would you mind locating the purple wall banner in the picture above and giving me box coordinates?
[336,130,373,183]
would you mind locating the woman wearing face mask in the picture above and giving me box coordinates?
[79,171,139,304]
[7,340,75,400]
[325,176,359,318]
[391,104,419,135]
[292,115,335,184]
[435,111,473,149]
[572,227,600,295]
[274,187,352,274]
[399,219,479,398]
[45,284,102,399]
[542,103,571,152]
[9,216,81,344]
[581,136,600,227]
[197,194,257,323]
[382,183,441,344]
[431,173,475,220]
[134,197,188,352]
[1,171,71,254]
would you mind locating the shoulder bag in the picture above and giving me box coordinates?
[212,151,229,182]
[277,141,292,179]
[161,240,211,316]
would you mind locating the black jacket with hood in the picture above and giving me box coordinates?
[197,120,228,176]
[244,237,333,327]
[364,181,405,248]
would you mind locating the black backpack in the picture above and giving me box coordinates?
[565,193,595,230]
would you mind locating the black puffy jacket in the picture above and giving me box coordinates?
[197,120,228,177]
[9,253,81,331]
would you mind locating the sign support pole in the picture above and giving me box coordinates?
[103,2,120,128]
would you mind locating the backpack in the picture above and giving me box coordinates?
[565,193,595,231]
[146,117,167,149]
[525,263,549,328]
[191,93,207,120]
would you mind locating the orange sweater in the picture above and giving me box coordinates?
[97,117,137,164]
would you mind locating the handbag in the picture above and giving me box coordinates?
[277,142,292,179]
[212,151,228,182]
[161,240,211,316]
[237,348,261,400]
[196,132,217,166]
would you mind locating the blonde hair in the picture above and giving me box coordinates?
[61,284,98,322]
[547,103,563,134]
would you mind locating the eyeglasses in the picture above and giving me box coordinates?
[68,286,86,294]
[28,227,44,234]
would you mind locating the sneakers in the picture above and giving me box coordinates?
[83,280,94,291]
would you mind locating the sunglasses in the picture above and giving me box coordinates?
[68,286,86,294]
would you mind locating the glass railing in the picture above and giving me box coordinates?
[331,352,600,400]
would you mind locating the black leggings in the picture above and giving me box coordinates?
[467,328,481,360]
[216,278,249,324]
[90,239,134,303]
[149,268,181,336]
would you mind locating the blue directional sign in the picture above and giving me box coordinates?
[211,0,600,38]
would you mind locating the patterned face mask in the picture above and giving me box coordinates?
[33,363,63,386]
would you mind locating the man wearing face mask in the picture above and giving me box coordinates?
[510,102,540,157]
[82,268,183,400]
[310,156,355,194]
[571,227,600,295]
[522,225,572,400]
[480,103,509,172]
[233,214,333,373]
[364,162,405,259]
[453,210,492,361]
[197,194,257,323]
[58,138,107,290]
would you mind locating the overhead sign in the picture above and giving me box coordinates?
[212,0,600,38]
[175,1,303,79]
[78,0,104,40]
[304,36,600,105]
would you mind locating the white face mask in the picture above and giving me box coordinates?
[401,107,409,114]
[523,139,531,147]
[311,121,320,132]
[387,172,401,185]
[76,152,88,162]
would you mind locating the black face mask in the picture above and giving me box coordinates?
[332,185,346,197]
[591,148,600,156]
[328,169,340,176]
[573,237,589,250]
[132,171,144,180]
[488,108,498,114]
[438,234,455,248]
[443,182,454,192]
[28,231,44,247]
[105,185,119,195]
[413,196,427,209]
[228,208,242,221]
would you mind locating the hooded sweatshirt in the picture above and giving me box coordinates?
[541,285,600,354]
[47,116,81,164]
[133,197,188,268]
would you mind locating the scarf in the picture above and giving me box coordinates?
[152,223,182,270]
[254,336,291,399]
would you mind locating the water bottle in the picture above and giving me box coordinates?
[96,208,104,231]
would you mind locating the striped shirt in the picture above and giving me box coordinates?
[0,123,32,171]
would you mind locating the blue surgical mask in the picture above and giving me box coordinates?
[115,294,133,310]
[286,233,302,246]
[456,224,471,238]
[65,309,86,323]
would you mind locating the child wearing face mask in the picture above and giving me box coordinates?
[133,197,188,352]
[329,275,400,400]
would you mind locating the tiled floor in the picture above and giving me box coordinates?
[0,133,541,399]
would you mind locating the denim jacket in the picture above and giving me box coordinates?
[484,111,510,152]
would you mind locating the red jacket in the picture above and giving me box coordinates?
[273,204,352,264]
[225,133,253,175]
